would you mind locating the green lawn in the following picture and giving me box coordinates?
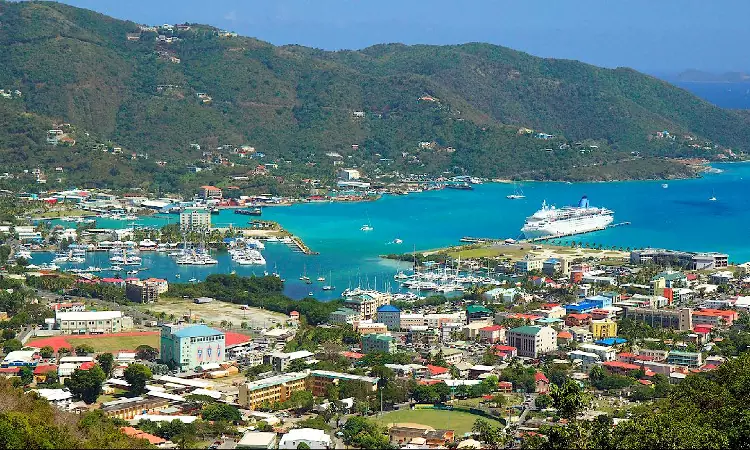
[374,409,502,435]
[71,334,159,352]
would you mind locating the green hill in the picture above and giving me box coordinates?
[0,1,747,193]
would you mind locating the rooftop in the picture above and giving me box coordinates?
[377,305,401,313]
[171,324,224,338]
[509,325,543,336]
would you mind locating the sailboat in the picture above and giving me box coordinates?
[507,182,525,199]
[709,189,717,201]
[322,271,334,290]
[361,210,373,231]
[300,264,311,283]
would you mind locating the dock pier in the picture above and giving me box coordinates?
[460,222,631,245]
[289,235,319,255]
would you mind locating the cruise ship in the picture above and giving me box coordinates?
[521,196,614,239]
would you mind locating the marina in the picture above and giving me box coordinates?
[32,162,750,299]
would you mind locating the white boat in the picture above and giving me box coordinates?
[39,263,59,271]
[394,271,411,280]
[176,251,218,265]
[52,252,70,263]
[360,224,373,231]
[507,182,526,199]
[662,183,668,189]
[317,276,326,282]
[709,189,717,201]
[127,270,139,275]
[189,278,197,282]
[68,256,85,263]
[393,238,403,244]
[521,196,614,239]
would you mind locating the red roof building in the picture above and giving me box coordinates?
[603,360,640,376]
[426,365,449,376]
[534,372,549,394]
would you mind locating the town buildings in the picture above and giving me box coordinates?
[361,333,396,354]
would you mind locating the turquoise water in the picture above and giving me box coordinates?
[39,162,750,299]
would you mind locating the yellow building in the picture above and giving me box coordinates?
[238,372,308,410]
[590,319,618,339]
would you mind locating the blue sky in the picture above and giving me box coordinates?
[53,0,749,73]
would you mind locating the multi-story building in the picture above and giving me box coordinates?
[308,370,379,397]
[337,168,361,181]
[542,258,569,276]
[343,292,391,321]
[624,307,693,331]
[630,248,728,270]
[354,321,388,335]
[515,258,544,274]
[55,311,133,334]
[506,326,557,358]
[568,350,601,368]
[49,302,85,312]
[200,185,223,200]
[466,305,493,324]
[125,280,160,303]
[361,333,396,354]
[590,319,618,339]
[238,372,308,410]
[329,308,358,324]
[160,324,225,371]
[666,350,702,368]
[399,313,426,330]
[179,208,211,230]
[578,344,616,362]
[479,325,506,343]
[264,351,314,372]
[376,305,401,331]
[692,309,738,327]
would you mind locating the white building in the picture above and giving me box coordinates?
[279,428,332,449]
[506,325,557,358]
[55,311,133,334]
[337,168,361,181]
[578,344,617,362]
[179,208,211,230]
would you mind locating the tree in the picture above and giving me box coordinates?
[535,394,553,409]
[124,364,152,396]
[285,390,314,413]
[201,403,241,422]
[550,379,586,419]
[18,366,33,385]
[297,443,311,450]
[2,339,22,353]
[135,345,158,361]
[75,344,94,356]
[40,346,54,359]
[472,418,505,450]
[96,353,115,377]
[1,329,15,340]
[65,365,106,404]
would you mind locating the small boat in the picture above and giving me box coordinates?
[662,183,668,189]
[361,224,373,231]
[507,182,526,199]
[175,274,181,278]
[127,270,139,275]
[317,276,326,282]
[189,278,197,283]
[392,238,403,244]
[322,285,334,291]
[709,189,717,201]
[308,292,314,297]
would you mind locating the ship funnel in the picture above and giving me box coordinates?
[578,196,590,208]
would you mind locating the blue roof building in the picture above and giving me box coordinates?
[376,305,401,331]
[585,295,612,308]
[161,324,225,371]
[565,301,598,314]
[595,337,627,346]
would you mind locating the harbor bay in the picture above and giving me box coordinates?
[38,162,750,300]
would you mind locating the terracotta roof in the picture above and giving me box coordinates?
[557,331,573,339]
[33,364,57,375]
[534,372,549,383]
[426,365,449,375]
[120,427,167,445]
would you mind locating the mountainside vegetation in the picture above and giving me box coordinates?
[0,1,748,193]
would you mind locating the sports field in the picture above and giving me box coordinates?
[27,330,250,352]
[374,408,502,435]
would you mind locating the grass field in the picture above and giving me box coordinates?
[374,409,502,435]
[72,334,160,352]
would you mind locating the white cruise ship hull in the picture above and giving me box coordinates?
[522,213,613,239]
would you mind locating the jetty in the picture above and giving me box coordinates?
[460,222,632,245]
[289,235,318,255]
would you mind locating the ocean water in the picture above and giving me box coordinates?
[40,162,750,300]
[676,82,750,109]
